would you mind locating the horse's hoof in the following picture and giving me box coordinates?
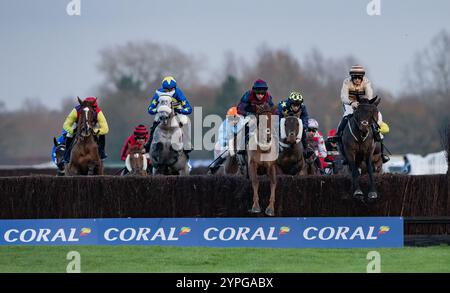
[249,206,261,213]
[353,190,364,201]
[353,189,363,197]
[265,207,275,217]
[368,191,378,199]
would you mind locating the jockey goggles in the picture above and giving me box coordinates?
[254,89,266,95]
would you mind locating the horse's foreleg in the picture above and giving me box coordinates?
[266,164,277,216]
[248,162,261,213]
[87,160,99,176]
[348,158,362,198]
[366,155,378,199]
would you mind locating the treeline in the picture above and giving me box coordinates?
[1,31,449,164]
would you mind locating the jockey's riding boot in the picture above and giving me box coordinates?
[98,135,107,160]
[336,116,349,140]
[209,156,227,174]
[381,140,390,163]
[335,116,349,165]
[63,136,74,163]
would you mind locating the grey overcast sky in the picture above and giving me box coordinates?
[0,0,449,110]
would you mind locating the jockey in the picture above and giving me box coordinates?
[237,79,275,148]
[62,96,109,163]
[120,124,150,161]
[306,118,328,172]
[335,65,389,163]
[237,79,275,117]
[209,106,246,173]
[276,91,309,149]
[145,76,192,152]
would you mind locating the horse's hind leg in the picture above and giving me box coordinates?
[265,164,277,216]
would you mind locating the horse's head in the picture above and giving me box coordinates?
[77,97,97,137]
[353,97,380,136]
[156,91,175,125]
[254,104,277,146]
[125,144,147,175]
[281,116,302,144]
[53,137,66,171]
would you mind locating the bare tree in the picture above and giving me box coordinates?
[406,30,450,100]
[97,41,202,92]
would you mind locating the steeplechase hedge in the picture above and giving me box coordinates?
[0,174,448,234]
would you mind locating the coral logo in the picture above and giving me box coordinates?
[378,226,390,235]
[279,226,290,235]
[179,227,191,236]
[80,228,91,237]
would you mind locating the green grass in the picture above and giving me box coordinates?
[1,245,449,273]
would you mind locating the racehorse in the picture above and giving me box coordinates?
[65,97,103,176]
[247,104,278,216]
[276,115,306,175]
[53,137,66,176]
[125,144,148,176]
[150,91,190,175]
[304,132,320,175]
[341,97,381,200]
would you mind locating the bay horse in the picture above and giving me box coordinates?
[150,91,190,175]
[247,104,278,216]
[65,97,103,176]
[277,115,306,175]
[125,144,148,176]
[341,97,381,200]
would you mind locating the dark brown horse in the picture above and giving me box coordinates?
[247,104,278,216]
[342,97,380,200]
[277,115,306,175]
[65,97,103,176]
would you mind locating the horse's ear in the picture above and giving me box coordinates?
[77,96,83,105]
[53,137,58,147]
[371,96,381,106]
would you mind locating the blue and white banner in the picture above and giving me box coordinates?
[0,217,403,248]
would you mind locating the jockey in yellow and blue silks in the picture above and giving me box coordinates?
[145,76,192,152]
[62,97,109,162]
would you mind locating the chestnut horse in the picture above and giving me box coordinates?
[247,104,278,216]
[65,97,103,176]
